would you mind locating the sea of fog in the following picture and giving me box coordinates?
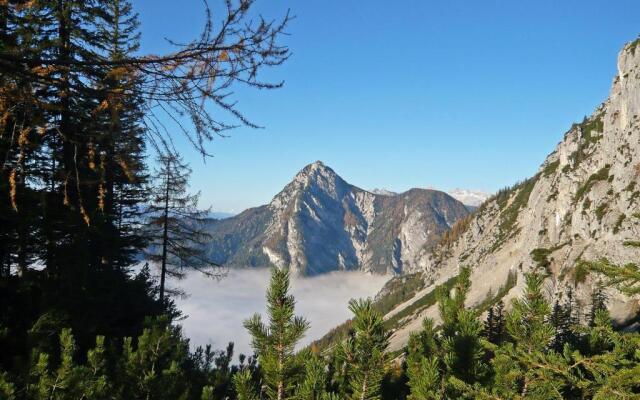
[171,268,390,357]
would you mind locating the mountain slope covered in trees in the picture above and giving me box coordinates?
[203,161,470,275]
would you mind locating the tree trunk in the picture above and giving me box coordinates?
[159,164,170,303]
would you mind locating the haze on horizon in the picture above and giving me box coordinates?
[135,0,640,214]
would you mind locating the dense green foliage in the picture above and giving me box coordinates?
[406,267,489,398]
[1,0,289,399]
[403,269,640,399]
[2,262,640,399]
[0,315,257,400]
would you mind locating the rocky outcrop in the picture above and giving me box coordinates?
[204,162,469,276]
[384,40,640,351]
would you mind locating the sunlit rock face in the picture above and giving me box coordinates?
[385,41,640,351]
[203,161,469,276]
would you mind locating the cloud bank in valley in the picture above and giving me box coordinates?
[172,269,390,357]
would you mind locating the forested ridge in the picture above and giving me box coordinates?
[1,0,639,399]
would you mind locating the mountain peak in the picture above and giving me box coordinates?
[310,160,325,167]
[300,160,329,174]
[270,161,348,211]
[292,161,341,186]
[206,158,471,276]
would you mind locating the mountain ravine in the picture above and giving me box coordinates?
[203,162,470,276]
[373,40,640,352]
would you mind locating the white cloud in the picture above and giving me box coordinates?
[173,269,390,357]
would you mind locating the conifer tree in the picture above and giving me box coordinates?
[340,298,389,400]
[438,267,487,385]
[296,352,330,400]
[583,255,640,296]
[119,317,191,400]
[505,272,554,353]
[406,319,440,399]
[490,272,558,398]
[406,267,488,399]
[326,343,351,397]
[93,0,148,270]
[484,300,506,345]
[0,1,293,393]
[0,372,14,400]
[0,0,291,282]
[25,328,112,400]
[233,369,259,400]
[550,289,580,352]
[145,152,222,302]
[243,268,309,400]
[484,305,496,343]
[494,300,506,344]
[588,281,608,327]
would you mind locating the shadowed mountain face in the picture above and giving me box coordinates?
[203,162,470,276]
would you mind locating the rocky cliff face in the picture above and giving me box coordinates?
[204,162,469,276]
[384,40,640,351]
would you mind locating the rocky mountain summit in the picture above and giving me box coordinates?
[203,161,469,276]
[380,40,640,351]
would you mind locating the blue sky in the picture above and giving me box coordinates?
[135,0,640,213]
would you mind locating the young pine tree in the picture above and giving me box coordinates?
[406,319,441,400]
[27,328,111,400]
[145,152,222,302]
[406,267,488,399]
[438,267,488,385]
[341,298,390,400]
[232,369,259,400]
[588,281,608,327]
[119,317,191,400]
[491,272,557,398]
[505,272,554,354]
[549,289,579,352]
[296,351,330,400]
[242,268,309,400]
[484,300,506,345]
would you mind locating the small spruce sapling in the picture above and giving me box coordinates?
[243,268,309,400]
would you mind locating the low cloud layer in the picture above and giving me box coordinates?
[172,269,390,357]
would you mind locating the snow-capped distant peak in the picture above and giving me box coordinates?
[370,188,398,196]
[447,189,491,207]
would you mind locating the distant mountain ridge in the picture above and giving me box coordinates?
[369,188,398,196]
[447,189,491,207]
[370,188,491,208]
[203,162,470,276]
